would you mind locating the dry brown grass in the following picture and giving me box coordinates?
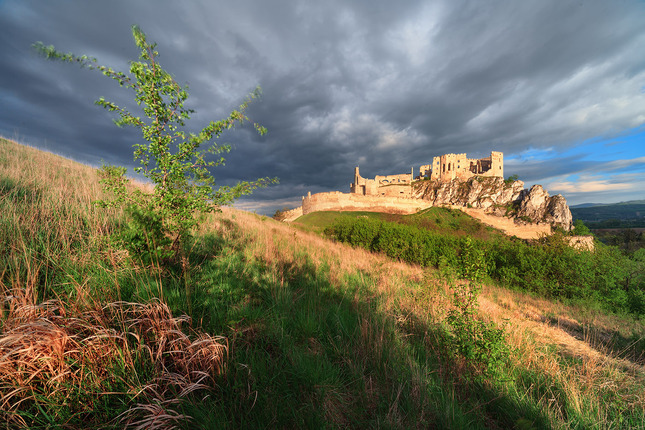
[204,207,427,293]
[0,281,227,428]
[477,285,645,425]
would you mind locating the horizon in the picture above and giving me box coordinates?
[1,1,644,215]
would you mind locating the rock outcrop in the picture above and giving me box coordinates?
[414,177,573,231]
[414,176,523,209]
[517,185,573,229]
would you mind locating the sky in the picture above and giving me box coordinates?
[1,0,644,214]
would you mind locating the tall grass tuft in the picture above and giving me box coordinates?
[0,281,226,428]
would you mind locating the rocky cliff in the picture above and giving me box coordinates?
[413,177,573,231]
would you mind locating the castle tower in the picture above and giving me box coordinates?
[490,151,503,178]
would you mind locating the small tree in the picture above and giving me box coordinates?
[34,26,277,264]
[572,219,592,236]
[272,206,293,221]
[446,236,509,377]
[504,174,519,185]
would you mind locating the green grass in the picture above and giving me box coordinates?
[293,210,385,233]
[294,207,503,240]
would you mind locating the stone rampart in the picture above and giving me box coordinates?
[281,206,304,222]
[300,191,431,216]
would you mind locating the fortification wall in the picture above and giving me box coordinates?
[301,191,431,216]
[281,206,304,222]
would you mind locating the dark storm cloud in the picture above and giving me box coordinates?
[1,0,645,213]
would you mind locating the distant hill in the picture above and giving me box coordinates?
[571,200,645,209]
[570,203,605,209]
[571,200,645,227]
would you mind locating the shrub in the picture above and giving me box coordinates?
[446,237,509,377]
[504,174,519,185]
[572,219,592,236]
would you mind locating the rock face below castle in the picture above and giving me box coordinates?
[414,176,523,208]
[413,177,572,231]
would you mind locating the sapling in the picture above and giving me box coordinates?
[34,26,277,265]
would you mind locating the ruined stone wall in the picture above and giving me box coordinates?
[377,184,412,198]
[301,191,431,216]
[430,151,503,182]
[431,153,466,181]
[375,172,412,185]
[459,206,552,240]
[351,167,412,197]
[280,206,304,222]
[419,164,431,177]
[490,151,504,179]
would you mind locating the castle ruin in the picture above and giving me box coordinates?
[427,151,503,182]
[350,167,414,197]
[350,151,503,196]
[280,150,574,237]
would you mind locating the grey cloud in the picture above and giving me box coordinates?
[1,0,645,214]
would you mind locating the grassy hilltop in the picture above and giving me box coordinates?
[1,136,645,429]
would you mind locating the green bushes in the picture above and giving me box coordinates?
[325,216,640,314]
[325,217,459,268]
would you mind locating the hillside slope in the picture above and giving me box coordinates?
[1,137,644,429]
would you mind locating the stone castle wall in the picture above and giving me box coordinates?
[280,206,304,222]
[301,191,432,216]
[351,167,414,197]
[430,151,503,182]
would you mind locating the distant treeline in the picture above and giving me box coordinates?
[571,202,645,226]
[586,219,645,229]
[325,217,645,315]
